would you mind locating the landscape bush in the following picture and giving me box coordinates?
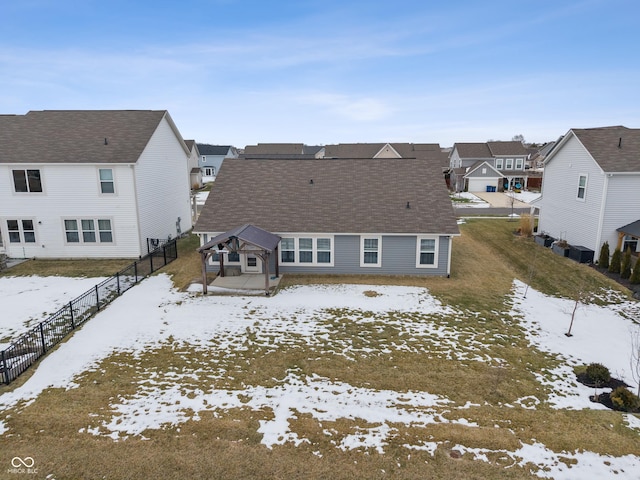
[610,386,640,412]
[597,241,610,269]
[621,248,632,279]
[608,248,622,274]
[630,256,640,285]
[519,214,533,237]
[586,362,610,386]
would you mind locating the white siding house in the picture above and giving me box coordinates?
[535,126,640,255]
[0,110,193,259]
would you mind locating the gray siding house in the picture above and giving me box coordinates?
[535,126,640,255]
[194,157,459,276]
[449,141,535,192]
[197,144,238,179]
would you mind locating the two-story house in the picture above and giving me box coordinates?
[534,126,640,255]
[449,141,537,192]
[0,110,193,259]
[197,144,238,180]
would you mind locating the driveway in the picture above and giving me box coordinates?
[472,192,530,208]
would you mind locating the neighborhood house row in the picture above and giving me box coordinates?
[1,110,638,277]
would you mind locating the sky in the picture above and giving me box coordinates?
[1,0,639,147]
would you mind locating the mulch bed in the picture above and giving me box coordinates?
[576,373,640,413]
[590,264,640,299]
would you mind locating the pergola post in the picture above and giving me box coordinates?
[617,231,625,251]
[275,246,279,277]
[201,252,209,295]
[263,252,270,296]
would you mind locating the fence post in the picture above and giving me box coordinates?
[116,272,121,296]
[95,285,100,311]
[39,323,46,353]
[134,261,138,283]
[69,301,75,329]
[163,244,167,265]
[149,252,154,274]
[1,349,8,385]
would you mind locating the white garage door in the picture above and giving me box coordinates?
[467,178,499,192]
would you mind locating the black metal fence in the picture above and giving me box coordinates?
[0,238,178,385]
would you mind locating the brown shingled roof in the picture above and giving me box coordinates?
[570,126,640,172]
[487,141,528,156]
[243,143,305,155]
[453,143,493,158]
[0,110,171,164]
[195,158,459,235]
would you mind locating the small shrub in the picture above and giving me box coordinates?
[608,248,622,274]
[610,387,640,412]
[586,362,610,385]
[597,241,610,269]
[630,256,640,285]
[621,248,632,279]
[519,214,533,237]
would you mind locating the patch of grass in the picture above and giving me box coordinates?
[0,258,132,278]
[160,233,204,290]
[1,219,637,479]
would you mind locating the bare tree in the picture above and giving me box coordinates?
[566,286,590,337]
[512,134,526,144]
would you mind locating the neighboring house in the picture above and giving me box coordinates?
[323,142,447,164]
[197,144,238,180]
[0,110,193,259]
[184,140,203,189]
[449,141,538,192]
[534,126,640,255]
[194,158,459,277]
[240,143,325,159]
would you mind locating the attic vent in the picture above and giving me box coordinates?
[104,137,108,145]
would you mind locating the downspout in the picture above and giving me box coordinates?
[446,236,453,278]
[594,173,609,254]
[131,164,144,256]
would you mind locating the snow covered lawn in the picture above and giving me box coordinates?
[0,275,106,344]
[1,275,639,478]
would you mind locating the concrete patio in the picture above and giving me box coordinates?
[208,273,283,295]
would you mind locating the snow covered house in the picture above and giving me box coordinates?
[194,157,459,277]
[534,126,640,255]
[0,110,193,259]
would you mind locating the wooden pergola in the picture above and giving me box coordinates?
[197,224,280,296]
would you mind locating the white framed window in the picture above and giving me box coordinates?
[64,218,113,244]
[281,237,295,263]
[279,236,334,266]
[505,158,513,169]
[416,236,439,268]
[515,158,523,170]
[360,236,382,267]
[316,238,331,263]
[299,238,313,263]
[481,167,487,174]
[495,158,503,169]
[204,167,215,176]
[99,168,115,194]
[577,174,587,200]
[7,219,36,244]
[12,169,43,193]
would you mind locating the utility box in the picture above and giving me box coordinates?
[569,245,594,264]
